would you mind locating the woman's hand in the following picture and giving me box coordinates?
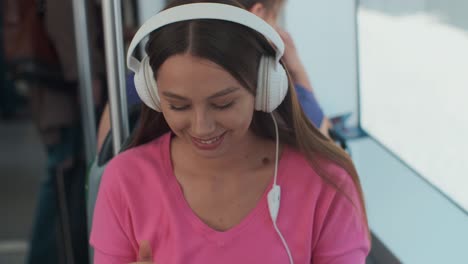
[129,241,154,264]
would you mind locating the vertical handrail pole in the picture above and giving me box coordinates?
[72,0,97,164]
[102,0,129,155]
[114,0,129,139]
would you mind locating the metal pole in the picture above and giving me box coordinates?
[72,0,97,164]
[114,0,130,140]
[56,166,75,264]
[0,0,5,97]
[102,0,129,155]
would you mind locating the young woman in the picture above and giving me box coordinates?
[90,1,370,263]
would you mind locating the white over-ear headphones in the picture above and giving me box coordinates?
[126,3,288,113]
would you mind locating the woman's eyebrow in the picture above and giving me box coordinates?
[161,91,189,101]
[207,87,240,99]
[161,87,240,101]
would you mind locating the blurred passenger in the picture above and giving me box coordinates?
[24,0,105,263]
[238,0,332,134]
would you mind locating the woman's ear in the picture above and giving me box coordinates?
[249,3,268,20]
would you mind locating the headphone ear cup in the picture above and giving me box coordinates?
[255,56,288,113]
[134,56,162,111]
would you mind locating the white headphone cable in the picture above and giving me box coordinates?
[269,113,294,264]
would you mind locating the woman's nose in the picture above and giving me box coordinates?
[191,109,216,136]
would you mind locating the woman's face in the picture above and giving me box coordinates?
[156,54,256,159]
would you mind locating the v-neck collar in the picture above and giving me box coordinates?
[161,133,291,245]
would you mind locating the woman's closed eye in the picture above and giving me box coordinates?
[169,101,235,111]
[169,104,190,111]
[211,101,234,110]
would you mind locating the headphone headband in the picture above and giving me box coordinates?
[126,3,285,72]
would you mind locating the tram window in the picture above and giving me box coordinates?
[357,0,468,212]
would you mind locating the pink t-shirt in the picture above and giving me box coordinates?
[90,133,370,263]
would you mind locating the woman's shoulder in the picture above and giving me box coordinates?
[111,133,170,166]
[285,148,368,226]
[283,146,357,194]
[102,133,172,184]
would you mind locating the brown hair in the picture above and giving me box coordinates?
[130,0,369,238]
